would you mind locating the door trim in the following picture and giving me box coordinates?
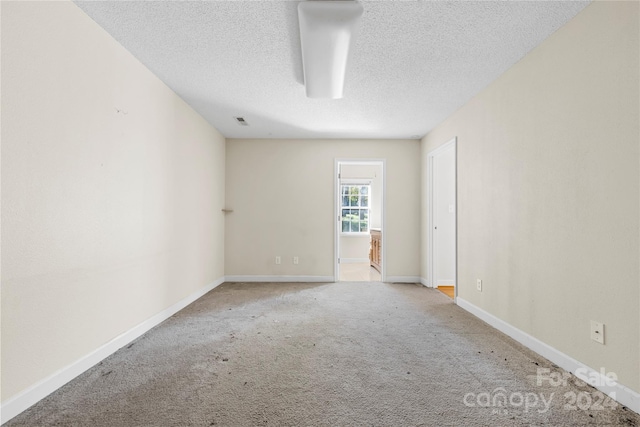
[334,159,386,282]
[427,138,457,298]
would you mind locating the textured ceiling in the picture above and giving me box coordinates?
[74,1,590,139]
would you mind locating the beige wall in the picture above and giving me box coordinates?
[422,1,639,392]
[1,1,226,402]
[225,139,420,279]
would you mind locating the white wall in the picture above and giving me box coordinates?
[338,236,369,261]
[421,1,639,393]
[339,164,382,261]
[225,139,420,280]
[1,0,225,404]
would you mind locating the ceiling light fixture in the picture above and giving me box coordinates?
[298,1,364,99]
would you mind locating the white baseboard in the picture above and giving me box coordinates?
[225,275,334,283]
[339,258,370,264]
[385,276,422,284]
[418,277,431,287]
[0,277,225,425]
[456,297,640,415]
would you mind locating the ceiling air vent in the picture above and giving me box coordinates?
[234,116,249,126]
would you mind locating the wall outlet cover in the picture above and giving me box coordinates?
[590,320,604,344]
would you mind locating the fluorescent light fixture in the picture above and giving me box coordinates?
[298,1,364,99]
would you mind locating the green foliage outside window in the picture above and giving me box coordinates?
[341,185,369,233]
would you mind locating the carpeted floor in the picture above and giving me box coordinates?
[6,282,639,426]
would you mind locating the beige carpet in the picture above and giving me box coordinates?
[7,282,639,426]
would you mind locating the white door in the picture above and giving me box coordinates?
[431,140,456,292]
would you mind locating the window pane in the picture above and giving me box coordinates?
[342,209,354,233]
[340,193,371,233]
[350,209,359,232]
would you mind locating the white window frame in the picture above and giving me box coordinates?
[340,180,371,236]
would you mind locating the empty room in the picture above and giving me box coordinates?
[2,0,639,426]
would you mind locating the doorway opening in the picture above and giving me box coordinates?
[334,160,385,282]
[427,138,457,299]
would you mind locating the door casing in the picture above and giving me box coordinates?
[334,159,386,282]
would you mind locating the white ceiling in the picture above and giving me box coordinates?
[74,1,590,139]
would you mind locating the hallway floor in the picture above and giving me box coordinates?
[438,285,455,299]
[339,262,381,282]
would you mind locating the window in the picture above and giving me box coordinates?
[341,184,369,233]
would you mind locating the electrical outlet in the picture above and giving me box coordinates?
[275,256,281,265]
[293,256,299,265]
[590,320,604,344]
[476,279,482,292]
